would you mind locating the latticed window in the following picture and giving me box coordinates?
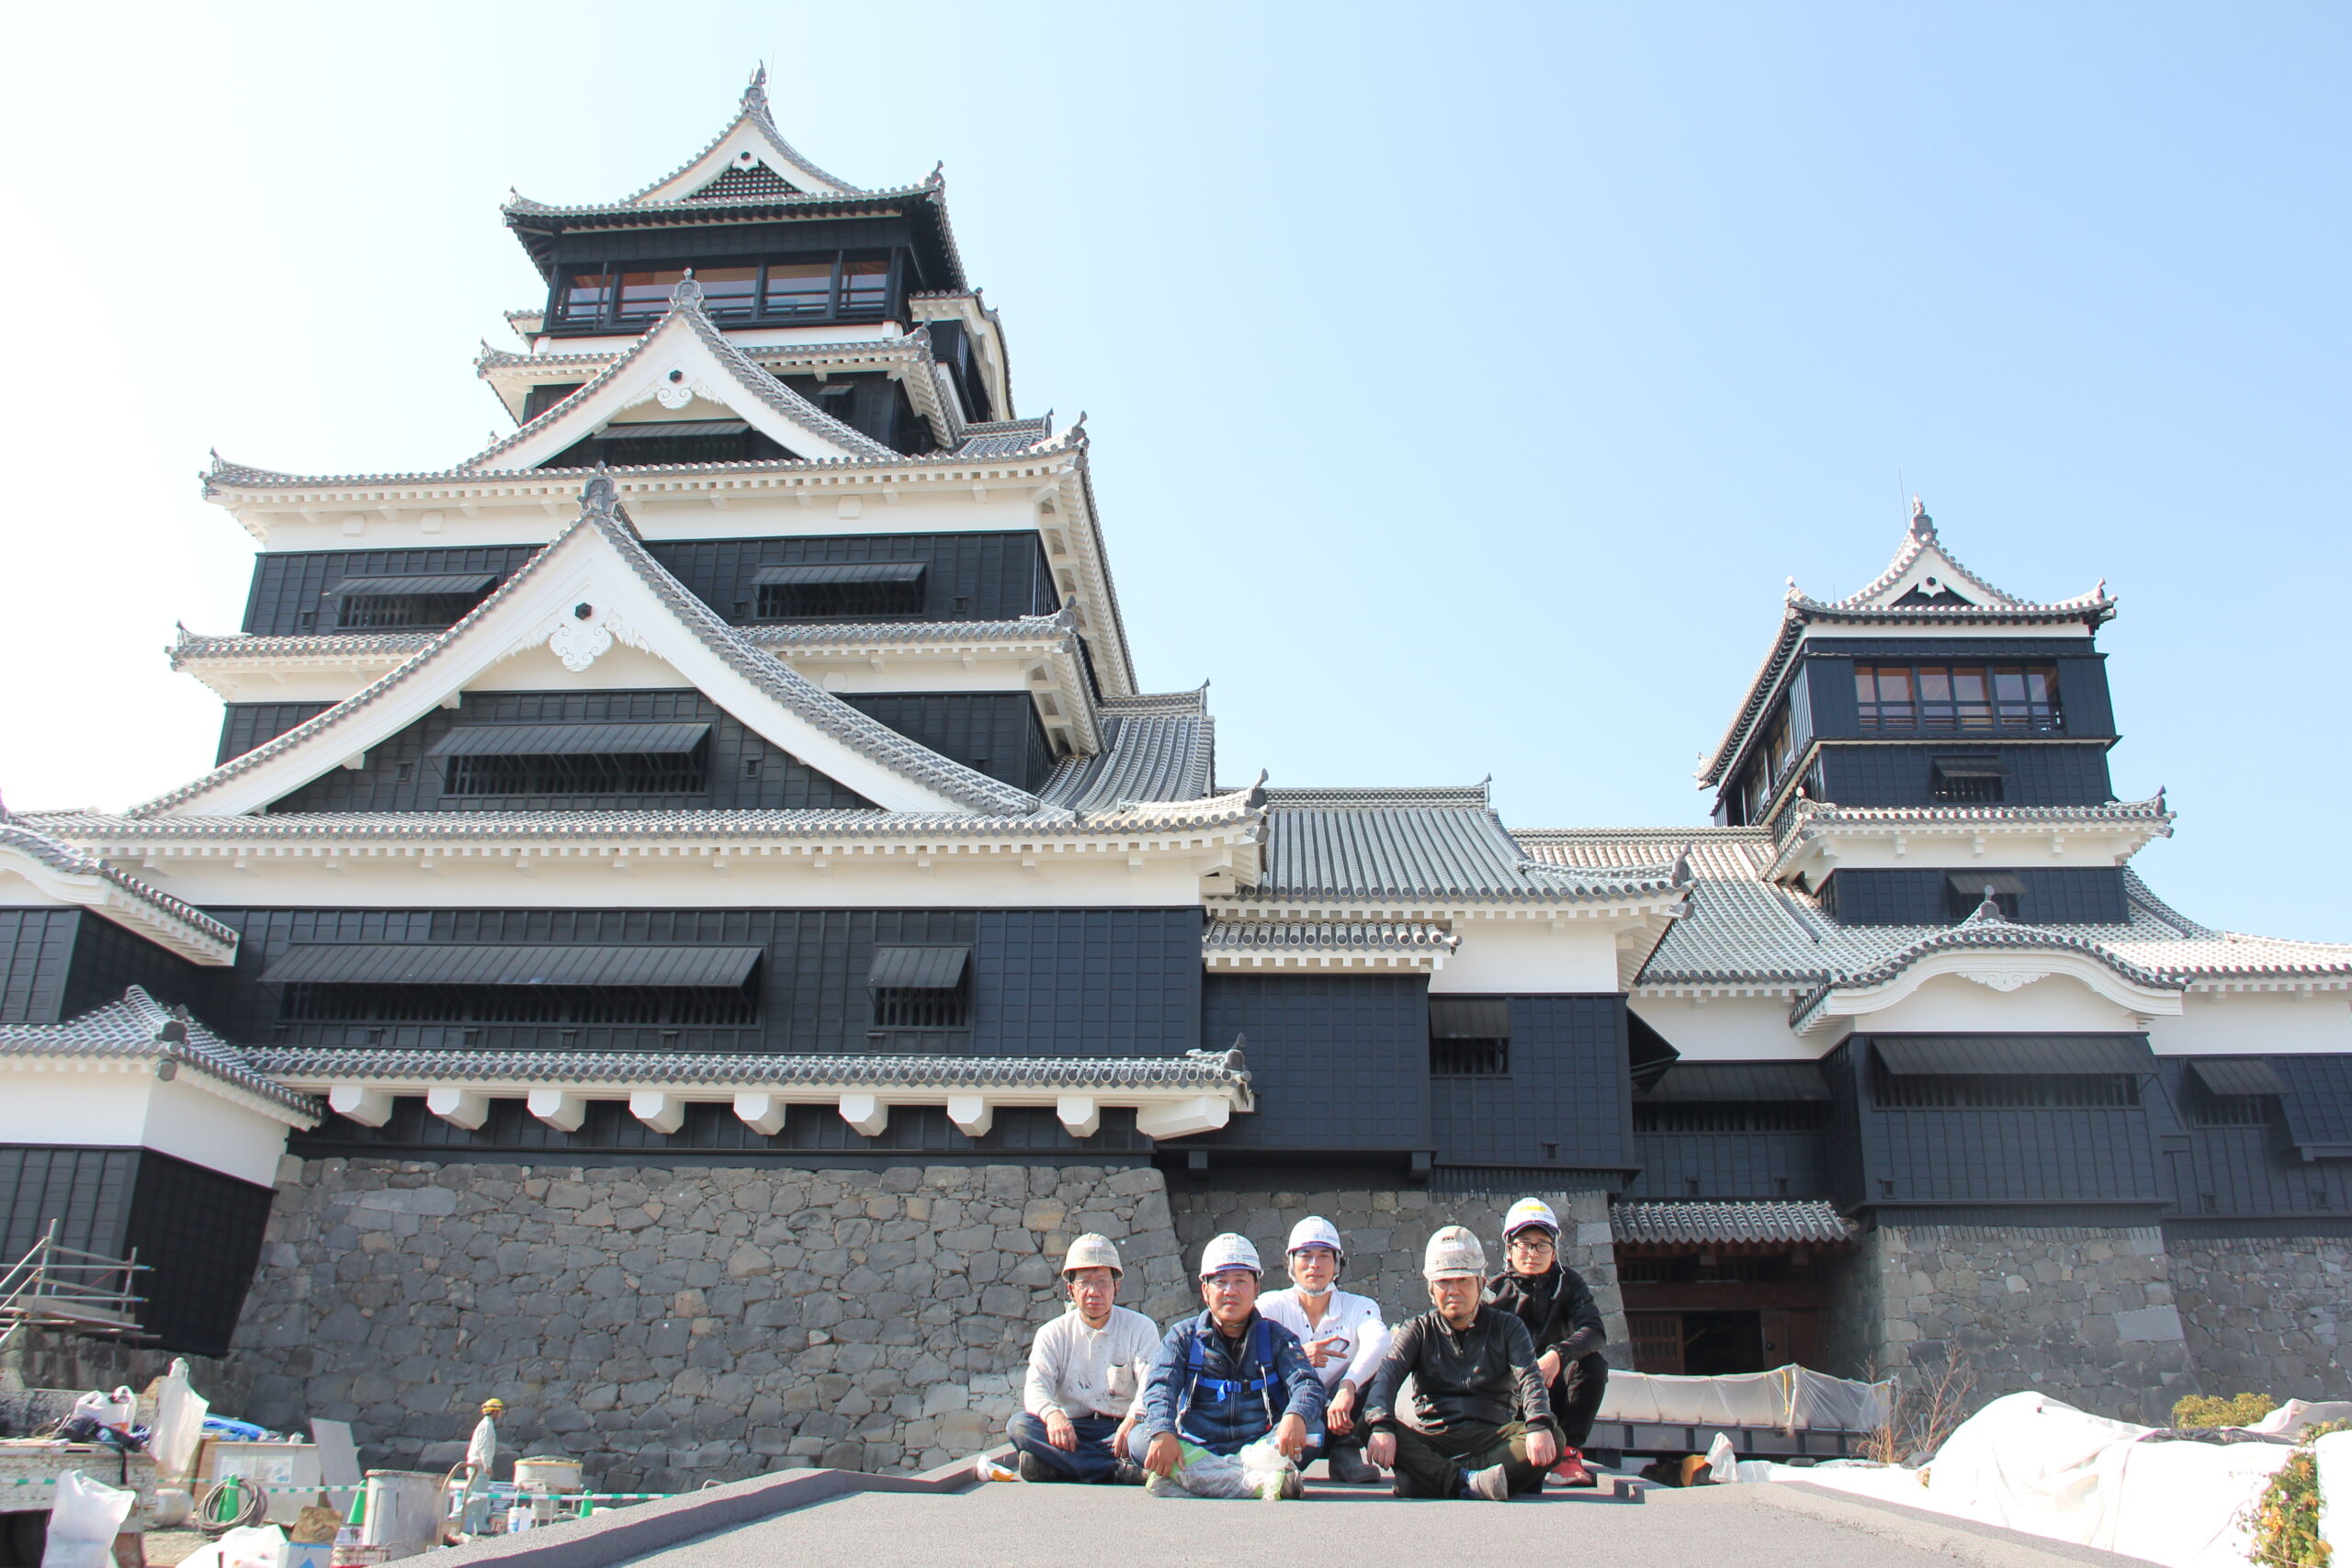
[264,942,763,1028]
[1872,1070,2140,1109]
[1634,1101,1828,1134]
[1930,755,2008,804]
[752,562,926,620]
[282,982,756,1026]
[866,946,971,1031]
[1430,998,1510,1077]
[326,573,497,631]
[429,722,711,797]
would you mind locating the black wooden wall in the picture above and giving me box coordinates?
[0,910,204,1023]
[261,690,873,814]
[1197,975,1430,1155]
[0,1146,272,1357]
[201,906,1204,1059]
[1812,744,2116,809]
[841,694,1055,794]
[220,704,334,765]
[243,546,544,635]
[1429,996,1632,1174]
[1820,867,2129,925]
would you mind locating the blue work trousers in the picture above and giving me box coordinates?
[1008,1413,1127,1482]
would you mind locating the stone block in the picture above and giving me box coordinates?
[2116,1305,2185,1343]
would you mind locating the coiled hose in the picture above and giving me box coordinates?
[195,1475,269,1536]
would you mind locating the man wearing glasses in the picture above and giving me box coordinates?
[1007,1233,1157,1484]
[1132,1233,1325,1500]
[1487,1198,1609,1486]
[1362,1225,1560,1500]
[1258,1217,1391,1483]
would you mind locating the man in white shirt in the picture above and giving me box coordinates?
[1008,1233,1159,1484]
[1257,1216,1390,1483]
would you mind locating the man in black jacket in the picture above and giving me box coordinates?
[1486,1197,1608,1486]
[1362,1225,1560,1500]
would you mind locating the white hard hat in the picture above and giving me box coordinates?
[1199,1233,1262,1278]
[1423,1224,1487,1281]
[1062,1233,1124,1278]
[1503,1198,1560,1238]
[1286,1217,1343,1258]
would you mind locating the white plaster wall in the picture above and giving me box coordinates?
[107,853,1214,910]
[1631,995,1816,1059]
[1429,921,1623,994]
[1849,970,2148,1033]
[462,642,694,693]
[1799,837,2148,873]
[802,660,1037,694]
[1795,621,2096,644]
[2150,991,2352,1055]
[0,868,69,908]
[0,1069,291,1186]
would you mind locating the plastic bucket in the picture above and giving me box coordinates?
[512,1457,582,1495]
[358,1470,442,1559]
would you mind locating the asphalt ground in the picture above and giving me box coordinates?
[613,1476,2161,1568]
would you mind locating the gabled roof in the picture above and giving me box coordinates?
[0,821,237,964]
[1612,1201,1853,1249]
[626,67,861,201]
[462,281,896,472]
[1699,503,2118,788]
[0,987,319,1122]
[1235,784,1690,906]
[131,475,1041,818]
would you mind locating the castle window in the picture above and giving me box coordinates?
[1430,998,1511,1077]
[697,265,760,318]
[2185,1058,2284,1128]
[558,272,610,323]
[552,254,899,334]
[1856,663,2060,733]
[429,721,711,797]
[867,946,971,1030]
[1871,1035,2148,1108]
[1930,755,2008,803]
[752,561,926,620]
[1944,872,2024,920]
[764,261,834,316]
[326,572,497,630]
[266,943,762,1027]
[616,269,690,321]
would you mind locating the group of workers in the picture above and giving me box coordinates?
[1008,1199,1610,1501]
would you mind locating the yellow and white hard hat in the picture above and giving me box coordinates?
[1503,1198,1561,1239]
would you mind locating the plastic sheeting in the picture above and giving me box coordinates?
[2318,1430,2352,1559]
[1597,1365,1891,1432]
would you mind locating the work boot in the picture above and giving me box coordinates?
[1327,1447,1383,1484]
[1108,1460,1147,1486]
[1016,1452,1057,1483]
[1549,1446,1595,1487]
[1465,1462,1514,1502]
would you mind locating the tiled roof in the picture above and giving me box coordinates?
[953,417,1056,457]
[0,821,239,956]
[1203,920,1459,954]
[1611,1201,1853,1248]
[458,281,897,473]
[1038,699,1216,810]
[245,1044,1250,1094]
[1240,785,1688,905]
[171,613,1081,671]
[1572,819,2352,994]
[0,987,319,1119]
[131,475,1044,819]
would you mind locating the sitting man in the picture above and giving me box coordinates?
[1257,1216,1390,1483]
[1007,1233,1158,1484]
[1132,1233,1326,1500]
[1486,1197,1610,1486]
[1362,1225,1561,1501]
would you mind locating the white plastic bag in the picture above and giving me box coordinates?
[68,1388,136,1436]
[217,1524,288,1568]
[40,1470,135,1568]
[151,1360,209,1481]
[1159,1438,1295,1500]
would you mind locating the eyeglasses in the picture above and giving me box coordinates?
[1507,1234,1556,1252]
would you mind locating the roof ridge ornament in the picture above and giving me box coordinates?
[1963,887,2008,925]
[580,465,619,520]
[744,62,769,114]
[672,268,703,308]
[1909,495,1935,541]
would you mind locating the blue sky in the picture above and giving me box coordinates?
[0,3,2344,937]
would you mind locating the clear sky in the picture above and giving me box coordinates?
[0,3,2344,938]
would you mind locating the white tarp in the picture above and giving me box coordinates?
[1598,1364,1891,1432]
[1727,1391,2325,1568]
[2318,1430,2352,1558]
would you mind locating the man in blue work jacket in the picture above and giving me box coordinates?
[1130,1232,1326,1500]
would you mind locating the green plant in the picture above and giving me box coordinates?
[2175,1393,2279,1429]
[2241,1421,2350,1567]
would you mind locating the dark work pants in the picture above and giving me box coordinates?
[1386,1421,1547,1498]
[1008,1413,1125,1482]
[1548,1353,1609,1448]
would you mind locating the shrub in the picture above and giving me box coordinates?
[2241,1421,2349,1568]
[2173,1393,2278,1429]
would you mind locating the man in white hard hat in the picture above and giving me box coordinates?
[1361,1225,1560,1501]
[1131,1233,1325,1500]
[1487,1197,1609,1486]
[1007,1233,1159,1484]
[1257,1216,1389,1483]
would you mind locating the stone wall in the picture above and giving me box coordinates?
[1828,1224,2195,1425]
[1166,1186,1634,1367]
[2166,1233,2352,1404]
[231,1159,1188,1491]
